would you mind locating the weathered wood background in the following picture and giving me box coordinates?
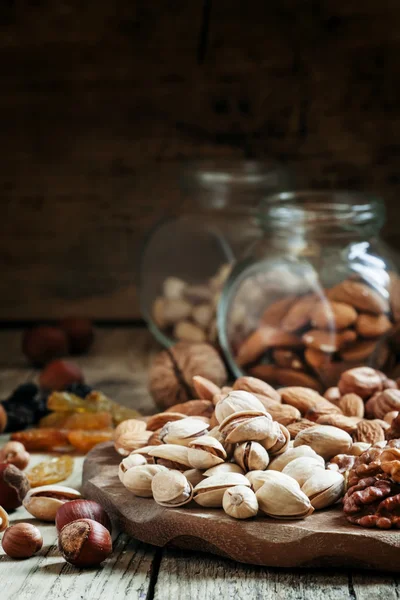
[1,0,400,320]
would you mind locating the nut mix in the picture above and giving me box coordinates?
[228,274,400,390]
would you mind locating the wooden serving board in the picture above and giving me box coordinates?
[82,442,400,571]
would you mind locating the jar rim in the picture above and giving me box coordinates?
[259,190,385,231]
[181,158,286,188]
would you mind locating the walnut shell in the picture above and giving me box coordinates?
[148,343,227,410]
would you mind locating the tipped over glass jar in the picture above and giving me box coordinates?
[218,191,400,389]
[139,160,290,348]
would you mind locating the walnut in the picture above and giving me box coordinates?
[386,413,400,440]
[365,389,400,420]
[148,342,227,410]
[343,476,400,529]
[381,447,400,483]
[347,444,387,488]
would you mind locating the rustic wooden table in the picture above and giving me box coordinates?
[0,327,398,600]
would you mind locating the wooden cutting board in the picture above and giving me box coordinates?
[82,442,400,571]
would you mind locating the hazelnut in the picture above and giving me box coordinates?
[39,359,84,391]
[0,404,7,434]
[22,326,69,366]
[149,342,227,410]
[0,442,30,470]
[0,463,30,510]
[59,317,94,354]
[58,518,112,567]
[56,499,112,533]
[1,523,43,559]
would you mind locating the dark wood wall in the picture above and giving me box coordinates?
[1,0,400,320]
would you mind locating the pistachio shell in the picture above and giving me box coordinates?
[193,473,250,507]
[148,445,192,469]
[301,470,345,509]
[268,446,324,471]
[123,464,168,497]
[215,391,268,423]
[151,470,193,507]
[203,463,245,477]
[223,485,259,519]
[348,442,371,456]
[187,435,227,469]
[183,468,206,486]
[23,485,81,522]
[267,424,290,455]
[234,442,270,472]
[219,411,277,444]
[293,425,352,460]
[246,469,300,492]
[118,454,147,483]
[208,426,234,458]
[282,457,325,486]
[160,417,209,446]
[256,476,314,519]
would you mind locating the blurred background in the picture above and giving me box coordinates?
[1,0,400,322]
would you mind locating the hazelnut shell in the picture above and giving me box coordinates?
[22,326,69,366]
[59,317,94,354]
[56,499,112,533]
[39,359,84,390]
[58,518,112,567]
[1,523,43,558]
[0,463,30,510]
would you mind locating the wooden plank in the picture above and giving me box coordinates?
[154,550,354,600]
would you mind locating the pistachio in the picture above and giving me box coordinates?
[130,445,159,463]
[214,391,268,424]
[151,470,193,507]
[267,424,290,455]
[293,425,352,460]
[348,442,371,456]
[183,468,206,487]
[256,474,314,519]
[123,464,168,497]
[219,411,277,445]
[115,430,153,456]
[301,470,345,509]
[159,417,209,446]
[118,454,147,483]
[234,442,270,472]
[208,426,234,458]
[222,485,259,519]
[203,463,245,477]
[268,446,323,472]
[282,457,325,486]
[187,435,227,469]
[23,485,81,522]
[245,469,296,492]
[193,473,250,507]
[148,444,192,470]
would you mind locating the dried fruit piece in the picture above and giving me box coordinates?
[39,412,74,429]
[63,412,112,430]
[67,430,114,453]
[27,456,74,487]
[11,429,70,451]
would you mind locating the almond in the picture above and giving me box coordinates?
[281,294,318,332]
[338,393,365,418]
[364,393,381,418]
[272,349,304,370]
[323,387,341,405]
[236,326,302,366]
[167,399,215,419]
[261,296,297,326]
[286,419,316,439]
[340,339,377,361]
[145,412,187,431]
[389,272,400,322]
[311,301,357,330]
[312,359,364,389]
[192,376,221,401]
[303,329,357,353]
[354,420,385,444]
[248,365,323,391]
[338,367,383,399]
[355,313,392,338]
[327,280,389,315]
[265,404,302,426]
[305,401,342,422]
[233,376,281,402]
[280,387,324,413]
[304,348,331,371]
[316,414,361,434]
[366,389,400,420]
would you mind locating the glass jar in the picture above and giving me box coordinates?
[139,159,290,348]
[218,191,400,388]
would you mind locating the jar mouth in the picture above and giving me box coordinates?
[260,190,385,234]
[180,159,289,212]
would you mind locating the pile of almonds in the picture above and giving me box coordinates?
[230,276,400,390]
[116,367,400,523]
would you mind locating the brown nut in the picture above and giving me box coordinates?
[22,326,69,366]
[0,442,30,470]
[328,280,389,314]
[305,401,342,422]
[316,414,361,434]
[338,367,383,399]
[58,518,112,567]
[192,376,221,401]
[355,313,392,338]
[323,387,341,405]
[354,420,385,444]
[56,499,112,533]
[166,399,214,419]
[1,523,43,559]
[261,296,297,326]
[0,463,30,510]
[266,404,302,426]
[59,317,94,354]
[0,505,9,532]
[233,377,281,403]
[281,294,317,332]
[338,394,365,418]
[236,326,302,367]
[39,359,84,391]
[311,301,357,330]
[0,405,7,434]
[286,419,316,439]
[368,389,400,420]
[302,329,357,353]
[280,387,325,414]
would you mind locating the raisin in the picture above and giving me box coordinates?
[27,456,74,487]
[67,430,114,453]
[47,392,89,413]
[9,383,39,403]
[4,404,35,432]
[39,412,73,429]
[65,383,93,398]
[63,412,112,430]
[11,429,70,451]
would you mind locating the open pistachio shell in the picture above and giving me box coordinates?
[256,475,314,519]
[187,435,226,469]
[151,470,193,507]
[222,485,258,519]
[293,425,352,460]
[301,470,345,509]
[123,464,168,497]
[203,463,245,477]
[148,445,192,470]
[183,468,206,487]
[246,469,300,492]
[193,473,250,507]
[160,417,209,446]
[267,424,290,456]
[268,446,324,472]
[118,454,147,483]
[219,411,277,444]
[23,485,81,522]
[214,391,268,424]
[234,441,270,472]
[282,457,325,486]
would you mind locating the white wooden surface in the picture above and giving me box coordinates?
[0,327,399,600]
